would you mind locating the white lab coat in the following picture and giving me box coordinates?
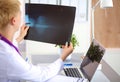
[0,39,88,82]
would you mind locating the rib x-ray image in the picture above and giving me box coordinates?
[25,4,76,45]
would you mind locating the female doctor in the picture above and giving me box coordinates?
[0,0,88,82]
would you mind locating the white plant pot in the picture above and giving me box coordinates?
[58,48,72,61]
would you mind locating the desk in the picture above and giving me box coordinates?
[31,53,110,82]
[102,48,120,82]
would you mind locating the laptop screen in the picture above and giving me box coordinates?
[25,3,76,45]
[80,39,105,81]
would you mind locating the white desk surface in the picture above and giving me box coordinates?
[102,48,120,82]
[103,48,120,76]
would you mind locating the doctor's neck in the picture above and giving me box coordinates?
[0,26,15,42]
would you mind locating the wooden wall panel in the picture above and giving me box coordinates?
[92,0,120,48]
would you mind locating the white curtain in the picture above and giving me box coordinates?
[26,0,58,5]
[25,0,88,22]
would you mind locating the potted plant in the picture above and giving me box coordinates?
[70,34,79,49]
[56,34,79,60]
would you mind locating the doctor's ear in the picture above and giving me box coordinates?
[10,17,16,25]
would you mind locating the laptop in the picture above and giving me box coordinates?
[63,39,106,81]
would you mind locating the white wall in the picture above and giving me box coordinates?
[25,0,91,55]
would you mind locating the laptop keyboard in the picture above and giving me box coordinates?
[63,68,82,78]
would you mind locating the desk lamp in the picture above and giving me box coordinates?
[91,0,113,39]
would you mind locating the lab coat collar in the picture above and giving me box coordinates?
[0,34,21,56]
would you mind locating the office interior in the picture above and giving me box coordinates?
[18,0,120,82]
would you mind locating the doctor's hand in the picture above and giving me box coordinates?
[16,24,29,43]
[60,42,73,61]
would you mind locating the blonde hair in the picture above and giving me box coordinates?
[0,0,21,28]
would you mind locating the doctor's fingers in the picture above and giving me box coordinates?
[20,25,29,35]
[21,24,29,32]
[62,42,73,48]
